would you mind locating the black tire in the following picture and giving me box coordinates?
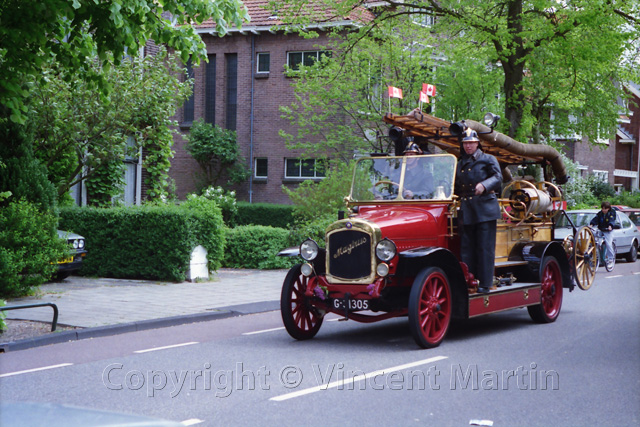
[53,272,70,281]
[408,267,452,349]
[626,241,638,263]
[528,256,563,323]
[281,264,324,340]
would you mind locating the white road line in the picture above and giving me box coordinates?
[633,272,640,275]
[0,363,73,378]
[270,356,448,401]
[134,342,199,353]
[243,317,343,335]
[243,327,285,335]
[181,419,204,426]
[605,275,624,279]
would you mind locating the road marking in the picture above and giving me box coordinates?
[181,419,204,425]
[243,317,342,335]
[633,272,640,275]
[134,342,198,353]
[605,275,623,279]
[270,356,448,401]
[243,327,285,335]
[0,363,73,378]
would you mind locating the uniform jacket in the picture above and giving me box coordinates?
[590,209,616,232]
[455,149,502,225]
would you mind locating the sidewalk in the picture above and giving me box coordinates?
[1,269,288,351]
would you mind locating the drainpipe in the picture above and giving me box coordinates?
[249,34,255,203]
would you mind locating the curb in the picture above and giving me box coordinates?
[0,301,280,352]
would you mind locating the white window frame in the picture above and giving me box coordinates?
[284,158,326,179]
[256,52,270,73]
[286,51,330,71]
[254,158,268,178]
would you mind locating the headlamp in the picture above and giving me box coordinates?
[375,238,397,262]
[300,239,319,261]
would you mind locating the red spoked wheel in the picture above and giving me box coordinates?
[281,264,324,340]
[528,256,563,323]
[409,267,452,348]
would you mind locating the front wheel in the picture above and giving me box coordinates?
[408,267,452,349]
[281,264,324,340]
[528,256,563,323]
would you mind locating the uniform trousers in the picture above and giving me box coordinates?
[460,220,497,289]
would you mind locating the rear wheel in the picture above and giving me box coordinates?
[281,264,324,340]
[625,241,638,263]
[408,267,452,348]
[528,256,563,323]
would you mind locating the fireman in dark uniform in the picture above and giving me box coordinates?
[455,130,503,293]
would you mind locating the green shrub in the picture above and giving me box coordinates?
[59,200,224,281]
[0,300,6,331]
[223,225,298,269]
[0,199,67,297]
[236,202,295,228]
[286,213,335,248]
[190,186,237,225]
[612,190,640,208]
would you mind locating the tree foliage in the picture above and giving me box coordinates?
[279,17,437,162]
[274,0,639,143]
[185,120,249,189]
[29,48,193,204]
[0,0,249,123]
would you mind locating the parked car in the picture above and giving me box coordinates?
[554,209,639,262]
[55,230,87,280]
[614,207,640,232]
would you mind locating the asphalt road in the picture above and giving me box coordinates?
[1,262,638,426]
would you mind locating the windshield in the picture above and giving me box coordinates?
[350,155,456,202]
[556,212,595,228]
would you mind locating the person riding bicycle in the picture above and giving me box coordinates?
[590,201,616,262]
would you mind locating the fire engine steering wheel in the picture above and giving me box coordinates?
[373,180,400,199]
[501,179,539,222]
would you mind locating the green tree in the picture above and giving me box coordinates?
[29,48,193,204]
[279,17,437,162]
[274,0,639,142]
[186,120,250,189]
[0,0,249,123]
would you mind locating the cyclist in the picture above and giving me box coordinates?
[590,201,616,264]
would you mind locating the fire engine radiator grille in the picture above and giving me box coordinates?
[327,229,372,280]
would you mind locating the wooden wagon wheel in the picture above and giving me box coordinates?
[501,180,539,222]
[573,226,597,290]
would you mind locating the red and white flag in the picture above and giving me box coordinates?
[419,91,430,103]
[388,86,403,99]
[422,83,437,97]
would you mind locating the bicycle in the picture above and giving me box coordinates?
[591,226,616,272]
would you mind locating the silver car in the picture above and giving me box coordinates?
[554,209,639,263]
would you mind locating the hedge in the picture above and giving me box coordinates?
[223,225,298,269]
[59,199,224,281]
[235,202,294,228]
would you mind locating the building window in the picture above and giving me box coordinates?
[183,58,195,124]
[285,158,326,179]
[255,158,268,178]
[287,51,330,71]
[592,170,609,182]
[205,54,216,124]
[226,53,237,131]
[257,52,270,73]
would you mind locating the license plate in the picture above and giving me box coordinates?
[57,257,74,264]
[332,298,369,311]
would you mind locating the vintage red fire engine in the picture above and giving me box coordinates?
[278,110,599,348]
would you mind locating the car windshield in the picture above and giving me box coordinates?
[556,212,595,228]
[350,154,457,202]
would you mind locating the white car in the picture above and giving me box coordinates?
[554,209,639,263]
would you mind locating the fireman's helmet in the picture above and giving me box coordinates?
[403,142,423,154]
[462,130,480,143]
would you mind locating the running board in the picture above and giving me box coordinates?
[469,282,541,317]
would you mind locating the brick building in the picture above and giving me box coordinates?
[560,83,639,192]
[167,2,373,204]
